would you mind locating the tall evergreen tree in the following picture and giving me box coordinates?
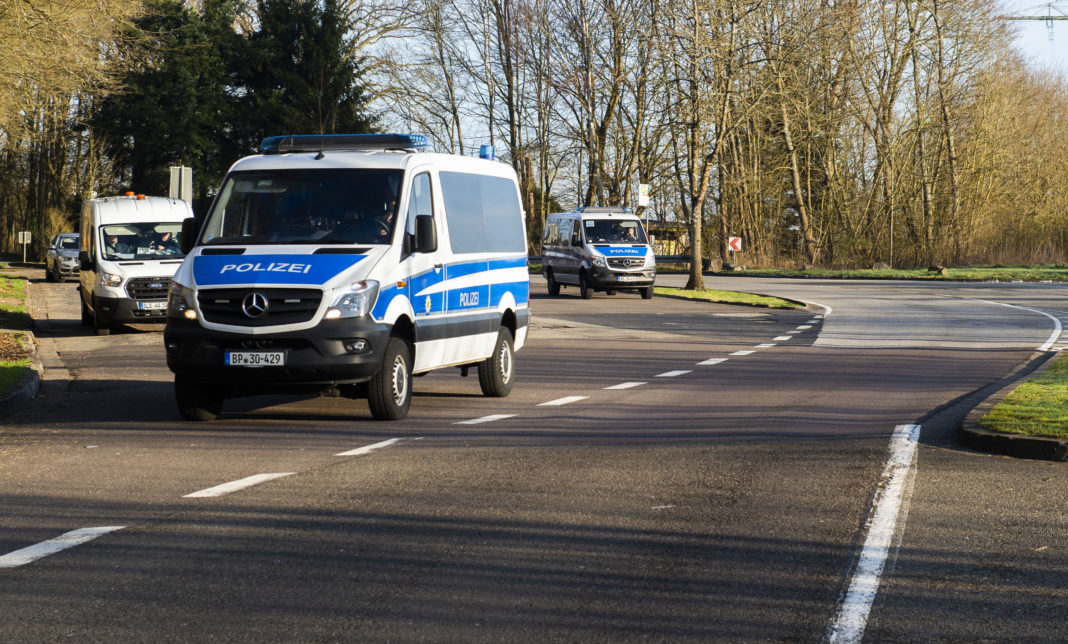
[92,0,241,209]
[233,0,376,150]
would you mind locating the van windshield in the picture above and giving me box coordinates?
[583,219,648,244]
[101,223,184,261]
[200,169,403,246]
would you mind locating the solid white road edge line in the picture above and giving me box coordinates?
[184,473,296,498]
[0,526,126,569]
[539,396,589,406]
[454,414,516,425]
[825,423,921,644]
[604,382,647,390]
[968,298,1062,351]
[336,437,404,457]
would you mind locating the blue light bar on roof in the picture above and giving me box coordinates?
[260,133,430,154]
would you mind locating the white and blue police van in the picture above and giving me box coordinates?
[164,134,530,421]
[541,207,655,299]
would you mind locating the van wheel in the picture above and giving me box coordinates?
[545,269,560,296]
[80,296,93,326]
[368,337,412,420]
[93,297,110,336]
[641,286,654,299]
[479,327,514,397]
[579,272,593,299]
[175,377,224,421]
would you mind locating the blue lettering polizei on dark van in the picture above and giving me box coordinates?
[192,254,365,286]
[597,247,647,257]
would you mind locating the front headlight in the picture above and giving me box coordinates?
[325,280,379,320]
[168,281,198,320]
[100,272,123,287]
[591,255,606,268]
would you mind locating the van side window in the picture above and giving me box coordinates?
[557,219,572,247]
[439,171,526,254]
[570,222,583,246]
[543,218,559,245]
[406,172,433,235]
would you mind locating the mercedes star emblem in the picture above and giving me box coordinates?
[242,292,269,319]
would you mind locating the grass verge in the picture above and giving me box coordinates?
[654,287,803,309]
[0,272,33,395]
[740,265,1068,282]
[979,356,1068,439]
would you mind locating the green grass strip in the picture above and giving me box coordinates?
[980,356,1068,439]
[654,287,803,309]
[0,361,30,392]
[742,266,1068,282]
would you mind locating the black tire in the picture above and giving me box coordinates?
[641,286,654,299]
[80,295,93,326]
[368,337,412,420]
[545,269,560,296]
[579,271,593,299]
[47,263,56,282]
[93,296,110,336]
[478,327,514,397]
[175,377,224,421]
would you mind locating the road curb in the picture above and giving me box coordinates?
[958,351,1068,461]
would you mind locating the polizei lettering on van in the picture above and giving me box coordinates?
[192,254,365,286]
[219,261,313,274]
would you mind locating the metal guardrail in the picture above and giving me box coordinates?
[528,255,704,266]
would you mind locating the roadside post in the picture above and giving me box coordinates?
[17,231,31,263]
[169,166,193,203]
[728,235,742,267]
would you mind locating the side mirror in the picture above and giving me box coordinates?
[414,214,437,253]
[78,250,93,271]
[180,217,198,254]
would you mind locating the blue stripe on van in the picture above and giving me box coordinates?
[193,254,364,286]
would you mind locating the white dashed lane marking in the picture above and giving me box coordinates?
[697,358,728,366]
[604,382,647,390]
[730,350,755,356]
[773,336,792,342]
[655,370,692,377]
[0,526,126,569]
[455,414,516,425]
[539,396,589,406]
[184,473,295,498]
[336,438,405,457]
[756,343,776,348]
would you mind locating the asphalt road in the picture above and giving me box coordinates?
[0,271,1064,641]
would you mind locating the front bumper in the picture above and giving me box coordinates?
[95,296,168,325]
[588,268,656,289]
[164,316,391,388]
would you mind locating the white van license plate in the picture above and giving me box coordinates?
[138,301,167,310]
[226,351,285,367]
[617,275,640,282]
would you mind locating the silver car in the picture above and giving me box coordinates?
[46,232,80,281]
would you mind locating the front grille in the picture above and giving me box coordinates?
[198,287,322,327]
[607,257,644,270]
[126,277,171,300]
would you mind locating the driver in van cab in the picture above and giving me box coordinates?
[105,233,133,257]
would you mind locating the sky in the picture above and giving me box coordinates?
[1006,1,1068,73]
